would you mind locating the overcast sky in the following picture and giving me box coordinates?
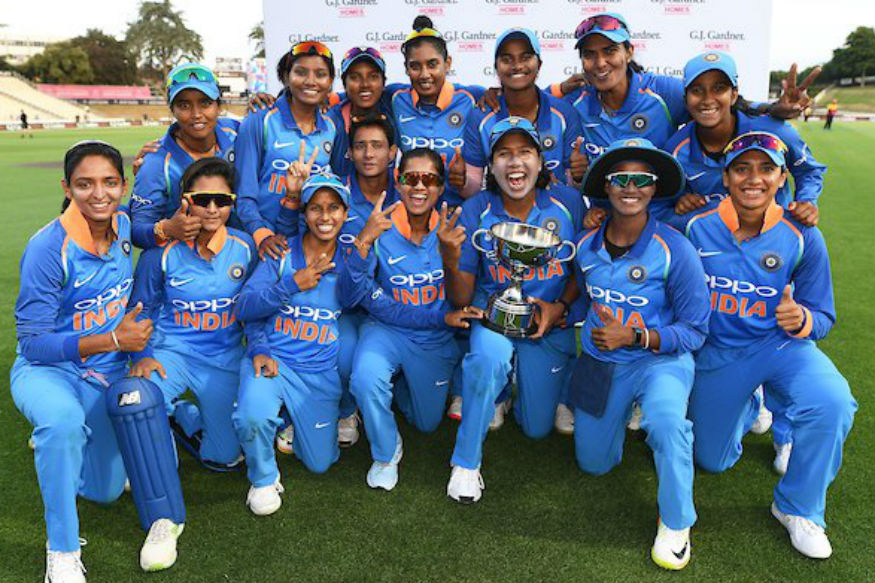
[2,0,872,72]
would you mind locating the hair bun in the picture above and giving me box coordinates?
[412,15,434,32]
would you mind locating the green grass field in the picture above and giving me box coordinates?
[0,123,873,583]
[816,86,875,113]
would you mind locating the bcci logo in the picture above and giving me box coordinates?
[448,112,464,127]
[760,252,783,272]
[542,217,560,234]
[226,149,236,164]
[627,264,647,283]
[121,240,131,256]
[541,135,556,150]
[323,141,332,154]
[630,114,649,133]
[228,263,246,281]
[704,53,721,62]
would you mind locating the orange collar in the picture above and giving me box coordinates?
[717,197,784,235]
[59,200,119,255]
[185,225,228,256]
[391,204,439,241]
[411,81,455,111]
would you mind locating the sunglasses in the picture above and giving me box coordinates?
[291,41,333,59]
[606,172,658,188]
[399,171,443,188]
[184,192,237,208]
[574,15,627,39]
[343,46,384,66]
[166,65,217,89]
[723,132,788,155]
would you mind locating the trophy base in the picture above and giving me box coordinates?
[482,294,537,338]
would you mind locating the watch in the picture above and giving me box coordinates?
[632,327,644,347]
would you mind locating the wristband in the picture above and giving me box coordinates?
[153,220,167,241]
[632,327,643,347]
[643,327,651,350]
[110,330,121,351]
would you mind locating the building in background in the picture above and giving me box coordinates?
[0,34,64,66]
[214,56,247,96]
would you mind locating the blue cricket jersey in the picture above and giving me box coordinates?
[15,202,134,371]
[235,93,337,244]
[129,226,257,372]
[575,214,710,364]
[130,119,238,249]
[685,198,835,366]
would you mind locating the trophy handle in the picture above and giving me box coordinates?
[471,228,492,253]
[554,240,577,263]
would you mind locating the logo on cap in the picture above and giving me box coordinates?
[624,138,641,147]
[627,264,647,283]
[704,53,720,62]
[323,141,332,154]
[121,240,131,256]
[630,114,649,133]
[760,252,783,273]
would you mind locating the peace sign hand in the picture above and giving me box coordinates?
[773,63,822,119]
[293,252,336,291]
[284,141,320,208]
[357,191,401,251]
[436,202,465,270]
[590,304,635,351]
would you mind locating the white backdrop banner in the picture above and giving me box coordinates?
[264,0,772,101]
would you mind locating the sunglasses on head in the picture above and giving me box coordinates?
[184,191,236,208]
[343,46,384,64]
[166,65,217,89]
[574,15,627,39]
[723,132,788,155]
[291,41,333,59]
[399,171,443,188]
[606,172,658,188]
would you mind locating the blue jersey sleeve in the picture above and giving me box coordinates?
[15,231,81,363]
[130,153,169,249]
[274,204,299,238]
[128,247,165,361]
[775,123,826,204]
[457,197,483,275]
[558,99,583,174]
[234,110,271,236]
[654,232,711,355]
[790,226,835,340]
[462,110,488,168]
[651,74,688,127]
[457,84,486,102]
[235,254,300,322]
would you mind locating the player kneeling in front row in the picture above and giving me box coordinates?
[685,132,856,559]
[570,138,710,570]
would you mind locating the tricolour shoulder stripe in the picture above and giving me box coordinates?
[653,233,672,279]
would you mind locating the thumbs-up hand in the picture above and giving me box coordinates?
[448,146,467,191]
[569,137,589,182]
[775,284,805,333]
[590,303,635,351]
[162,198,202,241]
[114,302,153,352]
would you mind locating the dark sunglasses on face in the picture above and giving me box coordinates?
[399,171,443,188]
[605,172,658,188]
[184,191,236,208]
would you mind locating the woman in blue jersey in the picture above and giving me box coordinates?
[439,117,584,504]
[340,148,484,491]
[232,173,351,516]
[12,141,155,583]
[129,158,256,474]
[568,138,710,570]
[235,41,337,261]
[685,132,855,560]
[130,63,238,250]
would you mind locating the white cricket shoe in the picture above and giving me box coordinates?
[627,403,644,431]
[489,399,511,431]
[651,519,691,570]
[338,412,360,447]
[246,478,284,516]
[554,403,574,435]
[771,502,832,559]
[447,396,462,421]
[45,548,86,583]
[773,442,792,476]
[366,433,404,491]
[447,466,484,504]
[750,387,773,434]
[139,519,184,572]
[276,424,294,455]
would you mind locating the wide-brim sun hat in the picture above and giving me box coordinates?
[581,138,685,199]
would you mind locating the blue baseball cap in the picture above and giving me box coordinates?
[495,27,541,59]
[723,132,787,168]
[301,173,351,207]
[166,63,220,105]
[581,137,685,199]
[340,46,386,77]
[683,51,738,88]
[489,116,541,154]
[574,13,631,50]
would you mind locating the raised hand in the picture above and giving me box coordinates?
[284,141,320,209]
[444,305,485,329]
[357,191,400,251]
[162,198,202,242]
[248,92,277,113]
[775,285,805,333]
[253,354,279,378]
[293,252,335,291]
[258,234,289,261]
[674,193,708,215]
[114,303,153,352]
[129,357,167,380]
[582,207,608,230]
[132,139,161,176]
[787,201,819,226]
[559,73,587,96]
[436,202,466,269]
[569,137,589,183]
[447,146,467,191]
[590,304,634,351]
[773,63,822,119]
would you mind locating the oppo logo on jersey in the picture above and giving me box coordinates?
[586,283,649,307]
[171,295,239,313]
[73,278,134,311]
[706,275,778,297]
[279,304,341,321]
[271,160,331,175]
[389,269,444,287]
[401,136,464,150]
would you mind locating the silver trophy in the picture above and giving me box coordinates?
[471,222,576,338]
